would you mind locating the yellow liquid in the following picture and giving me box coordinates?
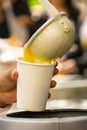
[24,45,52,64]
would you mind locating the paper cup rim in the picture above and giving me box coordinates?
[17,57,56,67]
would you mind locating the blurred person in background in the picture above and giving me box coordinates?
[0,0,33,44]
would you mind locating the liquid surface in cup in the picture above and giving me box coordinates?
[24,46,53,64]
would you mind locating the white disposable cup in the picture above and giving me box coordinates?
[17,58,55,111]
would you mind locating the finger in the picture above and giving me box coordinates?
[11,69,18,80]
[50,80,56,88]
[53,62,58,76]
[55,61,58,67]
[48,93,51,99]
[53,68,58,76]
